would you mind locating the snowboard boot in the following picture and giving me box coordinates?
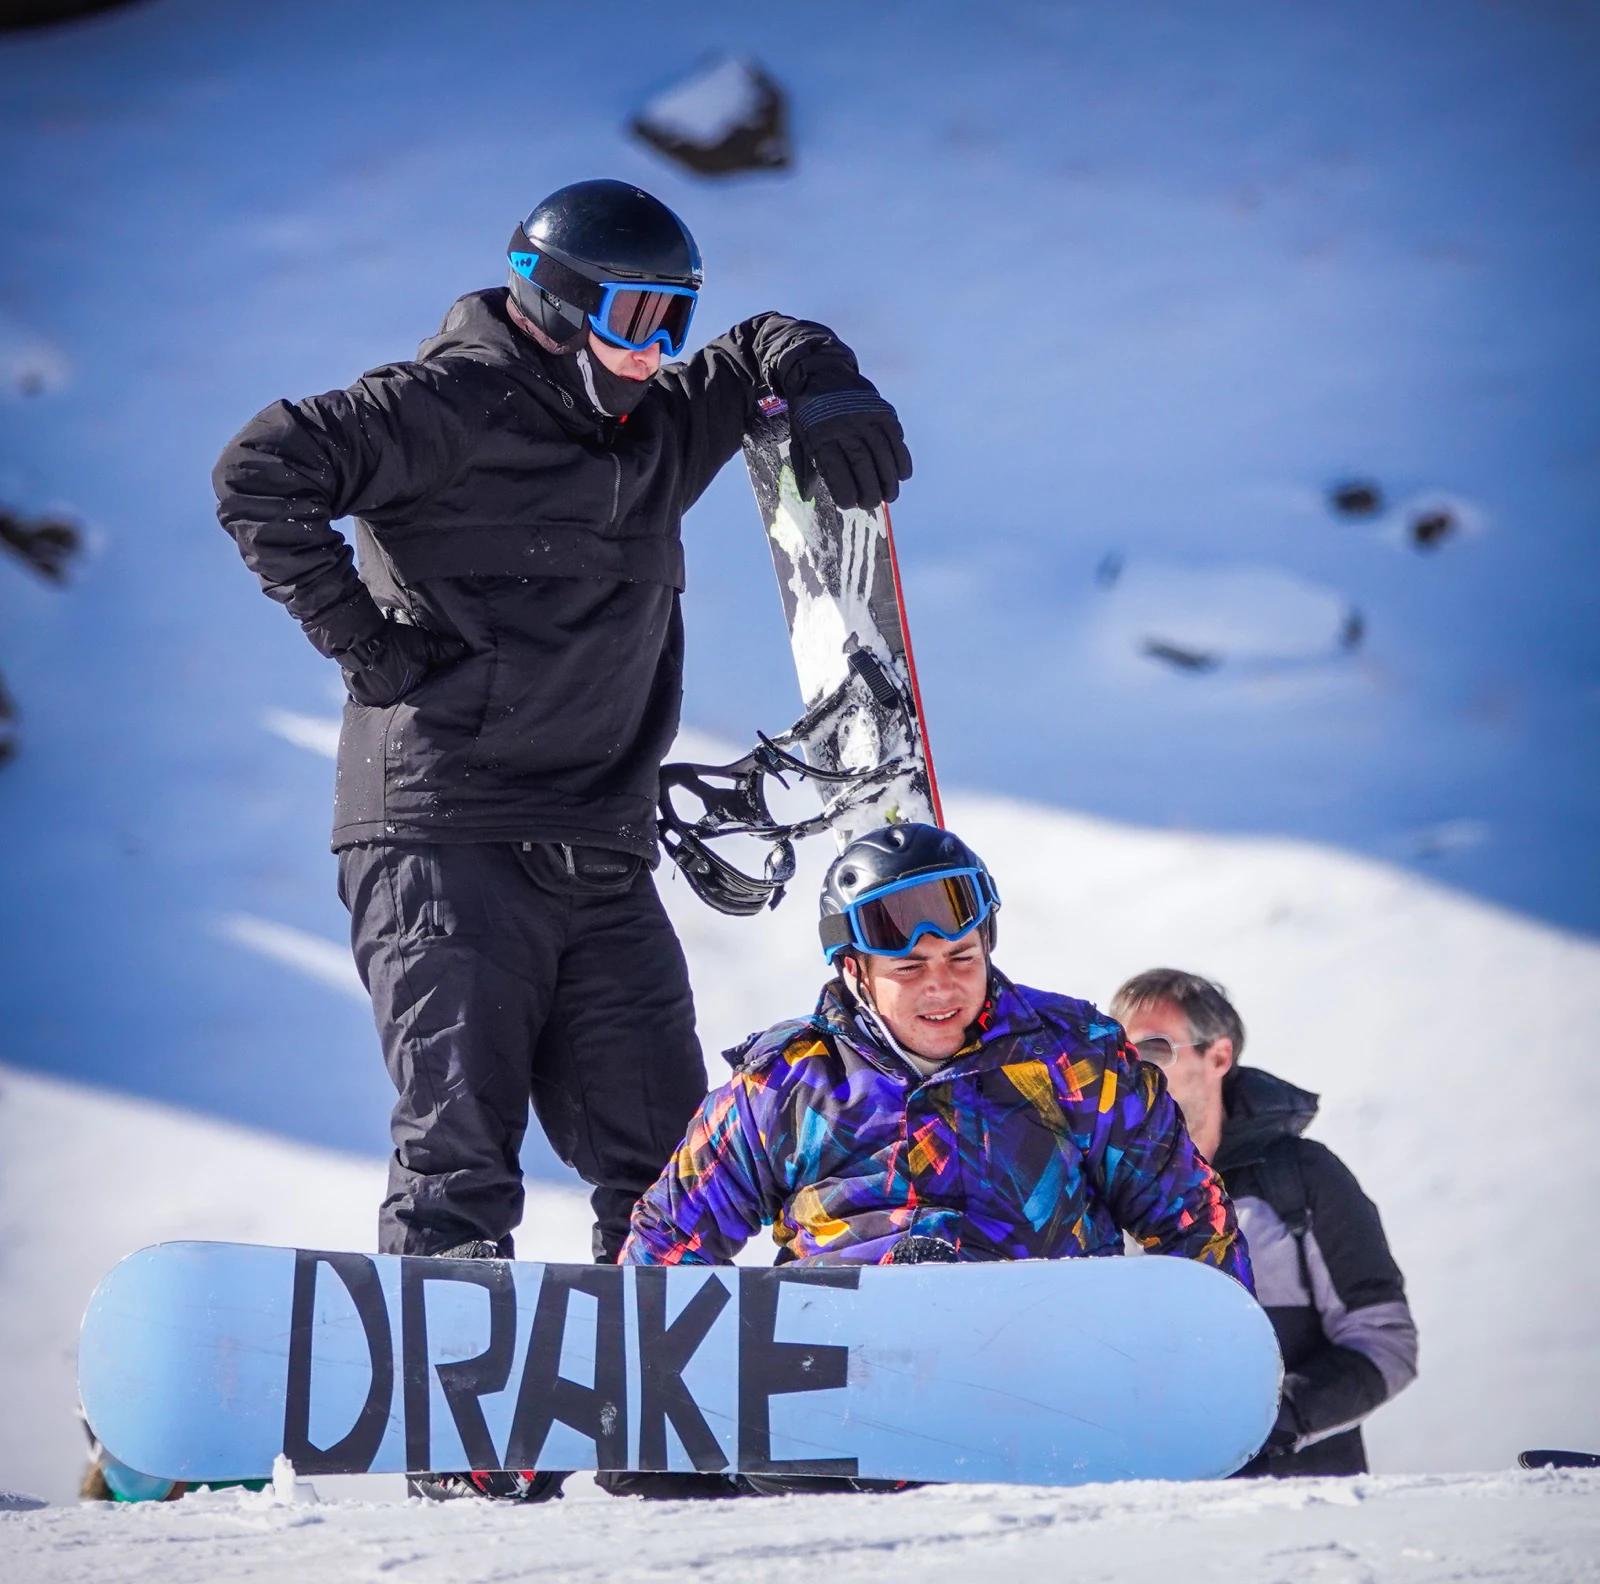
[435,1239,509,1260]
[407,1470,566,1503]
[887,1234,960,1264]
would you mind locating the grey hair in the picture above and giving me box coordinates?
[1107,968,1246,1057]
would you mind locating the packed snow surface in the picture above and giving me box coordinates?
[4,760,1599,1511]
[3,1470,1598,1583]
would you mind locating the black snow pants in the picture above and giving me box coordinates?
[338,840,707,1261]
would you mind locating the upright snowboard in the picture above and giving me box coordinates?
[742,397,941,845]
[657,399,942,910]
[79,1242,1279,1488]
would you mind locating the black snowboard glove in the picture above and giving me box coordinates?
[338,616,467,708]
[786,377,912,513]
[1261,1393,1305,1456]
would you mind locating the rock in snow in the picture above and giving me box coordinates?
[632,56,792,176]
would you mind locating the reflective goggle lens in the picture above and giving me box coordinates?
[592,284,697,356]
[849,871,988,956]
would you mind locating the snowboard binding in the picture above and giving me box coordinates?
[658,675,919,917]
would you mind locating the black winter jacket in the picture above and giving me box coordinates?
[1216,1067,1418,1477]
[215,290,859,855]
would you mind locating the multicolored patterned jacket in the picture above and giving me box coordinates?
[622,974,1252,1286]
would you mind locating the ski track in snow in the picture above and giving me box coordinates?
[2,1470,1597,1583]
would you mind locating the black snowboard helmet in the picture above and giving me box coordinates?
[507,178,703,350]
[819,824,1000,964]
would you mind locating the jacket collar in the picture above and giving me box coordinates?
[810,969,1042,1081]
[1212,1065,1321,1172]
[418,289,639,442]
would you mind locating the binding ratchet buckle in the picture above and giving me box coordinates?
[657,655,918,916]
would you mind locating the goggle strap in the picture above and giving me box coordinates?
[508,232,603,314]
[820,912,855,956]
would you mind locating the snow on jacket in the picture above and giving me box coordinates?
[1216,1066,1417,1477]
[214,289,865,855]
[622,974,1253,1285]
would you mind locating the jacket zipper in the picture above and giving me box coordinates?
[607,452,621,527]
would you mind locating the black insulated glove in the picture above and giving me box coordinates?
[1261,1391,1307,1457]
[338,617,467,708]
[789,385,912,513]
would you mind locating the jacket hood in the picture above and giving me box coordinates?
[420,288,551,368]
[418,289,615,436]
[1213,1065,1320,1172]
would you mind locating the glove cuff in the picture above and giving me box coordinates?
[303,591,388,662]
[793,389,893,430]
[1266,1388,1308,1453]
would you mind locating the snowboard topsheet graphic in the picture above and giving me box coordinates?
[742,398,940,844]
[79,1242,1280,1487]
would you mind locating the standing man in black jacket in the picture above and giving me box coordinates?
[1109,969,1418,1476]
[214,180,912,1271]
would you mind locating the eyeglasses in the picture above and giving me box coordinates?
[1132,1036,1210,1067]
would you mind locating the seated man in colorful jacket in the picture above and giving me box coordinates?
[622,824,1253,1281]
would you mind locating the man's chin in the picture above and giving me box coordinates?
[900,1026,964,1063]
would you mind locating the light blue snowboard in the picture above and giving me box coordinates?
[79,1243,1280,1487]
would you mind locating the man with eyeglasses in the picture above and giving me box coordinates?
[618,827,1250,1498]
[1108,969,1418,1477]
[214,180,911,1302]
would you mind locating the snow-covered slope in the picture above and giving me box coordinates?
[0,0,1597,1156]
[6,1468,1600,1584]
[4,752,1598,1508]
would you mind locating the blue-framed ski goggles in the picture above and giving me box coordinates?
[586,279,698,358]
[821,867,999,963]
[510,246,698,358]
